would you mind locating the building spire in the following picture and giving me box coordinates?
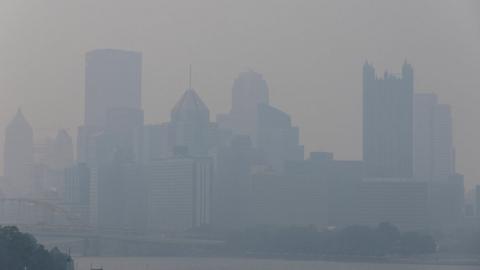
[188,64,192,90]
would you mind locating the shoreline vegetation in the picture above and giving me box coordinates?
[77,223,480,267]
[224,223,436,257]
[0,225,73,270]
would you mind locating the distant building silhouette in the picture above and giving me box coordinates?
[256,104,304,173]
[146,156,213,233]
[93,108,145,231]
[78,49,142,164]
[218,70,269,143]
[76,49,145,230]
[250,153,362,229]
[363,62,414,178]
[50,129,74,171]
[84,49,142,128]
[139,124,171,164]
[476,185,480,217]
[414,93,454,182]
[169,88,211,157]
[213,135,265,230]
[63,163,91,224]
[356,178,429,231]
[414,93,463,230]
[4,109,34,196]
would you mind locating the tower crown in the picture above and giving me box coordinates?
[171,88,210,122]
[7,109,33,134]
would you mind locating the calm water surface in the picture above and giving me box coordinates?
[75,257,479,270]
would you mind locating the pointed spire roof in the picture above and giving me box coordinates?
[7,108,32,133]
[171,88,210,122]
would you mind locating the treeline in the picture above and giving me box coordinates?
[0,226,73,270]
[227,223,436,257]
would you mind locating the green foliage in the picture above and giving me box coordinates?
[227,223,436,257]
[0,226,72,270]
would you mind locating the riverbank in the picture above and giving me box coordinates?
[74,256,480,270]
[74,253,480,267]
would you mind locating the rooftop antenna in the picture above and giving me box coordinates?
[188,64,192,90]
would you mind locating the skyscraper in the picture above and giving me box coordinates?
[218,70,269,143]
[213,135,265,230]
[78,49,142,165]
[414,93,463,230]
[256,104,304,173]
[4,109,34,196]
[146,157,213,233]
[63,163,91,224]
[432,104,454,181]
[50,129,74,170]
[476,185,480,217]
[94,107,145,231]
[84,49,142,128]
[169,88,211,157]
[363,62,414,178]
[414,93,454,182]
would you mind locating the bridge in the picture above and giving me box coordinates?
[0,198,223,256]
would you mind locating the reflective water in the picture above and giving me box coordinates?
[75,257,479,270]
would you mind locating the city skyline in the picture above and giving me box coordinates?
[0,1,478,188]
[0,1,479,266]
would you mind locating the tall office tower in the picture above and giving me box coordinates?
[218,70,269,143]
[63,163,91,224]
[169,88,211,157]
[30,130,73,198]
[363,62,414,178]
[476,185,480,217]
[414,93,454,182]
[414,93,462,230]
[84,49,142,128]
[139,124,171,165]
[432,104,454,181]
[256,104,304,173]
[146,156,213,233]
[4,109,34,196]
[49,129,74,170]
[94,108,145,231]
[78,49,142,164]
[96,156,145,232]
[213,135,265,230]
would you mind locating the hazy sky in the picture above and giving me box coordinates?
[0,0,479,187]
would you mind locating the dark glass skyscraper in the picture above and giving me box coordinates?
[363,62,414,178]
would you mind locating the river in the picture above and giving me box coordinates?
[75,257,479,270]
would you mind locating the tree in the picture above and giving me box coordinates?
[0,226,72,270]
